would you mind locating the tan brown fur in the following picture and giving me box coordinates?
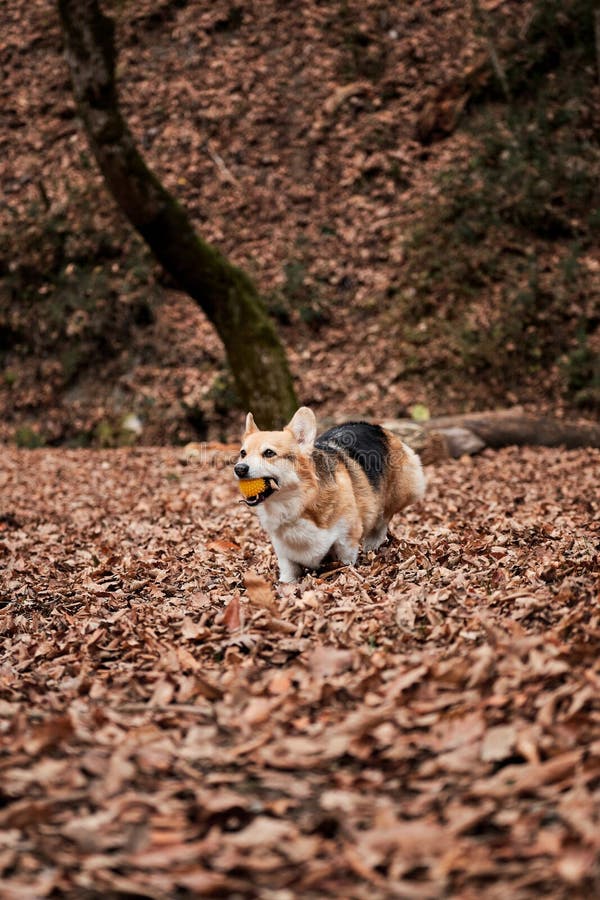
[381,433,424,521]
[304,436,420,542]
[235,407,425,582]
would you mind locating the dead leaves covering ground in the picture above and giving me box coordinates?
[0,445,599,898]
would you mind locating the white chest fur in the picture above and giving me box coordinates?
[258,501,333,565]
[274,518,342,568]
[254,486,360,581]
[257,497,355,581]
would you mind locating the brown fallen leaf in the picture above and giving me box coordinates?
[191,674,224,701]
[102,749,136,797]
[22,715,74,756]
[384,665,428,699]
[176,645,200,673]
[222,594,242,631]
[555,848,596,884]
[244,570,277,610]
[149,678,175,707]
[308,644,355,678]
[207,539,240,554]
[322,81,371,116]
[0,870,58,898]
[445,800,496,836]
[175,870,244,895]
[268,671,292,695]
[181,615,205,640]
[395,593,417,630]
[242,696,281,726]
[480,724,517,762]
[432,710,485,752]
[471,749,582,799]
[0,799,57,829]
[227,815,297,849]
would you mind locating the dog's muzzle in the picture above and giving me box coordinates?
[237,476,278,507]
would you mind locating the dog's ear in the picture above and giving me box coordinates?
[286,407,316,451]
[244,412,259,436]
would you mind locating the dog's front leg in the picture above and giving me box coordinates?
[333,520,360,567]
[271,537,302,582]
[334,540,359,566]
[277,555,302,583]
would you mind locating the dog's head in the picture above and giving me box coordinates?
[233,407,317,507]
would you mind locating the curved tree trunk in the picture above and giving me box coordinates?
[57,0,297,428]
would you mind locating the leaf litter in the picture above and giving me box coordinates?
[0,444,599,897]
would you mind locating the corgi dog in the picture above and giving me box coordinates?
[234,407,425,582]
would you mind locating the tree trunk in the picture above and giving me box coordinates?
[57,0,297,428]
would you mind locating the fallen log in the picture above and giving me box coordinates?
[382,409,600,462]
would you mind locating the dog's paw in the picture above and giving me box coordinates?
[334,542,359,566]
[278,559,302,583]
[363,525,388,551]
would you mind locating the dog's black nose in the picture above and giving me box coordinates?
[234,462,249,478]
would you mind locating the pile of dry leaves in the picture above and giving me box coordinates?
[1,444,598,897]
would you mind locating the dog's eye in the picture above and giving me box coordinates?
[262,448,276,458]
[240,449,247,458]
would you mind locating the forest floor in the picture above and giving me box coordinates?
[1,0,599,896]
[1,444,599,898]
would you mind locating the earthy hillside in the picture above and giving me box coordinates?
[1,0,598,445]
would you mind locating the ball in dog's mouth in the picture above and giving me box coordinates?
[238,476,278,506]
